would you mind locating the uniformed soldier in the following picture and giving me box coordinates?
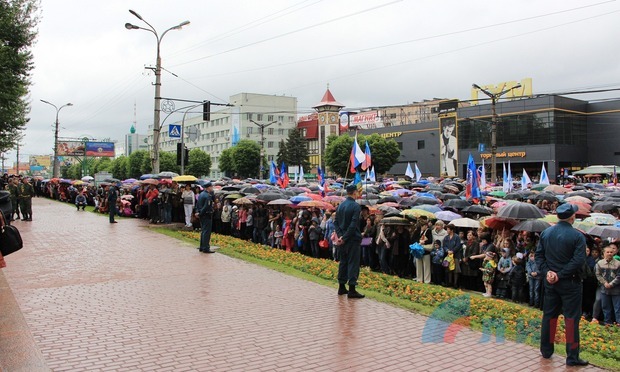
[535,203,588,366]
[17,177,34,221]
[334,184,364,298]
[8,177,20,221]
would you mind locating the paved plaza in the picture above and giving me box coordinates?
[0,198,607,371]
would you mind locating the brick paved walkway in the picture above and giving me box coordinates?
[1,198,607,371]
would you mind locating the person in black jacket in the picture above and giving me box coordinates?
[334,184,363,298]
[509,254,526,303]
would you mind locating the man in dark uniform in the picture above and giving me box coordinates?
[535,203,588,366]
[17,177,34,221]
[108,184,118,223]
[8,177,20,221]
[334,184,364,298]
[196,182,215,253]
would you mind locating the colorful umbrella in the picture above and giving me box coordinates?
[267,199,293,205]
[411,204,442,213]
[583,213,617,226]
[544,185,570,194]
[564,196,592,204]
[233,197,254,205]
[141,179,160,186]
[481,216,519,230]
[172,175,198,182]
[400,209,436,219]
[435,210,462,222]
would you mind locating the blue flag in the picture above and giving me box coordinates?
[269,161,277,184]
[466,153,481,199]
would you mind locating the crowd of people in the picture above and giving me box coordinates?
[1,173,619,327]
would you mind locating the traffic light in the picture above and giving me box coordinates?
[176,143,189,165]
[203,101,210,122]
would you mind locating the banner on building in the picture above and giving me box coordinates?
[231,107,241,145]
[86,142,115,157]
[438,100,459,177]
[57,141,85,156]
[348,111,383,130]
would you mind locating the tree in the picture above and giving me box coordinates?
[92,157,112,174]
[159,151,180,174]
[276,140,287,165]
[324,133,399,176]
[282,129,310,171]
[110,156,128,180]
[232,140,260,178]
[127,150,149,178]
[219,148,234,177]
[185,148,211,178]
[0,0,39,152]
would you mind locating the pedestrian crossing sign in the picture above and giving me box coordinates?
[169,124,181,138]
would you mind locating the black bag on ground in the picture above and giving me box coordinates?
[0,212,22,256]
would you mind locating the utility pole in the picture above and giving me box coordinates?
[249,119,277,179]
[472,83,521,183]
[15,144,19,175]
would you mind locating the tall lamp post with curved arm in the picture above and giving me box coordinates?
[125,9,190,174]
[40,100,73,178]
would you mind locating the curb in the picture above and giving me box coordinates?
[0,270,49,372]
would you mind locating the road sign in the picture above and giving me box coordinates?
[169,124,181,138]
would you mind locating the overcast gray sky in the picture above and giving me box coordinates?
[6,0,620,166]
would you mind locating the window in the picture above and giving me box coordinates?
[390,113,397,119]
[267,128,274,135]
[247,113,253,120]
[397,142,403,150]
[247,127,253,135]
[418,140,425,150]
[267,141,274,148]
[257,114,263,121]
[278,129,284,135]
[278,116,284,122]
[268,115,274,121]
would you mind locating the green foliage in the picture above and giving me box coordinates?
[219,148,234,177]
[127,150,149,178]
[110,156,128,180]
[92,157,112,174]
[324,133,400,176]
[185,148,211,178]
[217,140,260,178]
[159,151,180,174]
[276,140,286,165]
[66,163,81,179]
[0,0,39,152]
[281,129,310,171]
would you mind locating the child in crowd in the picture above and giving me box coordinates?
[308,220,321,258]
[526,251,541,307]
[509,253,526,303]
[595,245,620,325]
[430,240,445,285]
[273,225,283,249]
[443,250,456,287]
[495,248,513,299]
[480,251,497,297]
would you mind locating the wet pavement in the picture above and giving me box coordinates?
[0,198,607,371]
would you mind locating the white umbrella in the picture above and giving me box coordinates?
[81,176,94,182]
[449,217,481,228]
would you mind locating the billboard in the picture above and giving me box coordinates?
[438,100,459,177]
[86,142,115,157]
[349,111,383,130]
[57,141,85,156]
[29,155,51,168]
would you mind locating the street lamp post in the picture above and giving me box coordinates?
[249,119,277,179]
[471,83,521,183]
[40,100,73,178]
[125,10,190,174]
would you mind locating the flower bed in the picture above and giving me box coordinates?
[180,231,620,364]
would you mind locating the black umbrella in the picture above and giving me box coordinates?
[591,201,620,212]
[256,192,285,202]
[377,205,401,215]
[362,193,380,200]
[440,193,461,200]
[443,199,471,210]
[414,197,441,205]
[380,216,410,226]
[504,192,524,201]
[496,202,545,220]
[511,220,551,233]
[221,186,240,191]
[241,187,260,194]
[399,198,417,207]
[357,199,375,206]
[586,225,620,240]
[535,193,559,202]
[378,196,401,204]
[609,191,620,198]
[461,205,494,215]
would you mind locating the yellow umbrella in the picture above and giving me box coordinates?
[172,175,198,182]
[400,209,436,219]
[539,214,559,223]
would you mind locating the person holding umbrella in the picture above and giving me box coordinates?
[535,203,588,366]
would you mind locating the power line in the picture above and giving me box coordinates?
[170,0,403,68]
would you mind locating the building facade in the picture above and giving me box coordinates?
[357,95,620,181]
[154,93,298,179]
[124,125,149,157]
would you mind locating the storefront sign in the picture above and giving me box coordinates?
[380,132,402,139]
[350,111,383,129]
[480,151,526,160]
